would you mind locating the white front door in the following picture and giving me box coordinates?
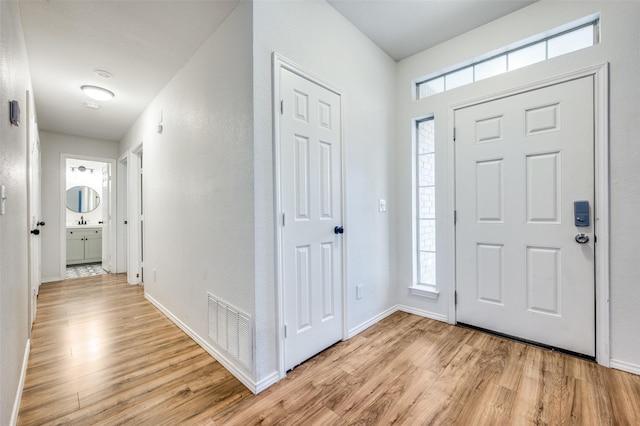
[280,67,344,370]
[101,164,112,272]
[455,76,595,356]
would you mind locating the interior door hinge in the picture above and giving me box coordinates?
[282,213,286,227]
[455,291,457,305]
[453,127,456,141]
[284,324,287,338]
[454,210,457,224]
[280,100,284,115]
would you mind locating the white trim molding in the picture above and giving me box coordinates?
[255,372,280,394]
[126,145,143,285]
[408,285,439,299]
[398,305,448,323]
[348,304,449,339]
[11,339,30,426]
[348,305,398,338]
[272,52,347,379]
[59,153,118,283]
[448,63,610,366]
[145,293,259,394]
[610,359,640,376]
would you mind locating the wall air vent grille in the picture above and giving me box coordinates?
[207,294,252,371]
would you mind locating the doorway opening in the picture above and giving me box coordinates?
[117,145,143,285]
[60,155,117,281]
[273,54,347,376]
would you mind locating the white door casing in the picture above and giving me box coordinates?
[116,154,128,274]
[101,164,112,272]
[455,76,595,356]
[59,155,116,280]
[277,63,344,372]
[126,146,143,285]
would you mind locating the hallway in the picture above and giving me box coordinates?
[18,274,251,424]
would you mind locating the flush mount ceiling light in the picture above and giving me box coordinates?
[81,85,114,101]
[94,69,113,79]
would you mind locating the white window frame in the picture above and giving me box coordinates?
[410,116,439,299]
[415,15,600,99]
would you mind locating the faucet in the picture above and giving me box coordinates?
[79,215,85,225]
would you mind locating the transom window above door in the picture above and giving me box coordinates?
[415,15,599,99]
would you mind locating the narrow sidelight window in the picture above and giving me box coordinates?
[417,118,436,287]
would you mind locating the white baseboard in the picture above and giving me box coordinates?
[255,371,280,394]
[347,305,398,338]
[397,304,448,323]
[144,293,260,394]
[41,276,62,284]
[347,304,448,339]
[610,359,640,376]
[10,339,30,426]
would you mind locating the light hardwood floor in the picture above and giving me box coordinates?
[19,274,640,425]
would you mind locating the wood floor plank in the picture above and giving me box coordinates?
[604,368,640,425]
[18,273,640,425]
[561,376,614,425]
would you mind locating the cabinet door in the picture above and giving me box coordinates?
[66,231,85,264]
[84,230,102,262]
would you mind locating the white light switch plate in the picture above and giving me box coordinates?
[378,199,386,212]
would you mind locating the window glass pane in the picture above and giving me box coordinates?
[417,119,434,154]
[445,66,473,90]
[419,219,436,252]
[419,76,444,98]
[419,187,435,219]
[415,19,597,96]
[474,55,507,81]
[418,154,435,186]
[508,42,546,71]
[417,117,436,287]
[548,25,594,58]
[419,251,436,285]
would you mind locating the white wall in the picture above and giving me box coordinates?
[119,0,256,381]
[252,0,397,381]
[0,2,32,423]
[395,1,640,370]
[118,0,397,389]
[40,131,117,282]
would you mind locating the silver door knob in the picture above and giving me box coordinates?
[575,233,589,244]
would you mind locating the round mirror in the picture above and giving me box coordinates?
[66,186,100,213]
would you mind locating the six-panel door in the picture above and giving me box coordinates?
[455,77,595,356]
[280,68,344,370]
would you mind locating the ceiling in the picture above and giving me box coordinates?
[18,0,240,142]
[18,0,536,143]
[327,0,537,61]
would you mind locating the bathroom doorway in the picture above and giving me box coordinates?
[62,156,116,279]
